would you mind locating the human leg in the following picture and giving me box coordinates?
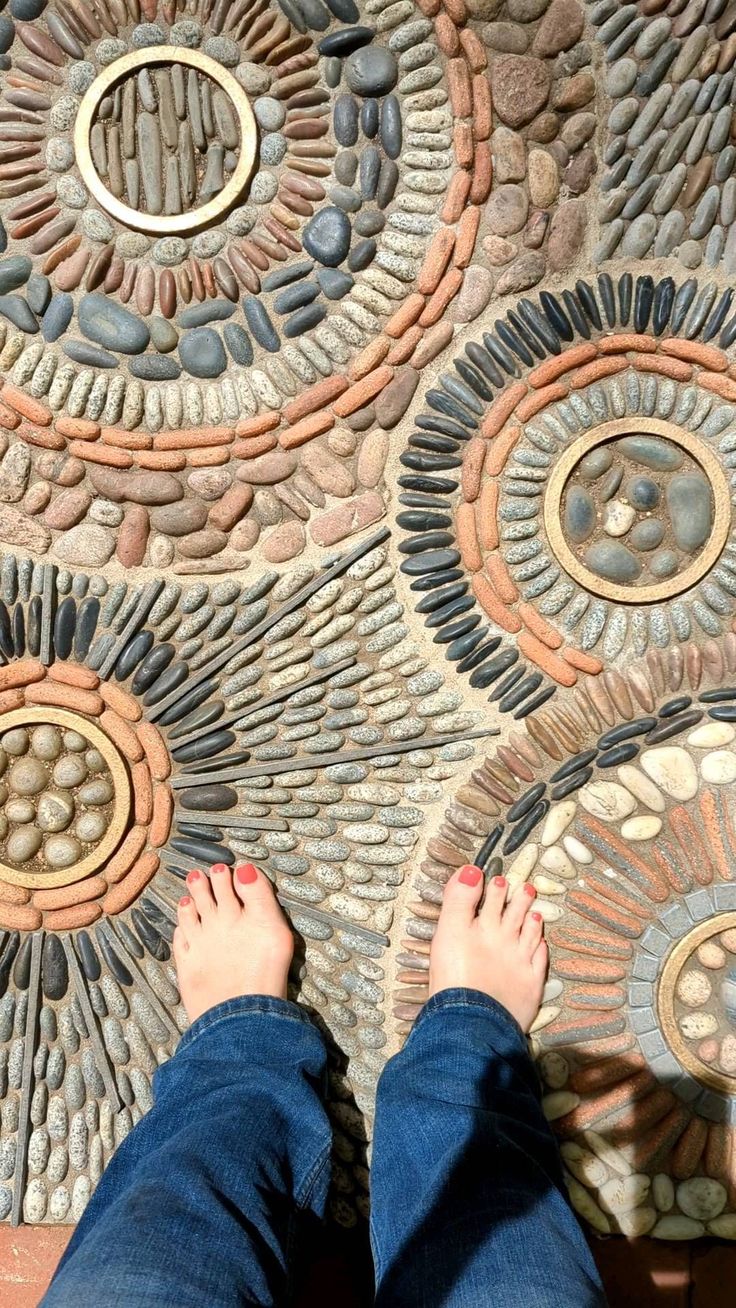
[370,866,606,1308]
[42,864,332,1308]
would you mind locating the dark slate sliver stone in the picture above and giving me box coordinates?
[482,331,520,376]
[348,237,376,272]
[397,510,451,532]
[76,931,101,983]
[685,283,717,339]
[517,298,561,354]
[74,597,100,660]
[334,93,359,146]
[319,25,373,55]
[263,261,314,292]
[572,279,601,329]
[457,636,501,673]
[400,452,461,473]
[131,908,168,961]
[703,288,733,342]
[243,297,280,352]
[177,821,224,839]
[489,660,525,700]
[0,293,37,333]
[499,672,543,713]
[284,304,326,337]
[171,836,235,866]
[539,291,574,341]
[552,766,594,800]
[597,717,657,749]
[324,0,360,20]
[503,799,549,855]
[720,310,736,350]
[644,708,704,743]
[408,566,463,590]
[274,281,319,315]
[96,928,134,987]
[26,594,41,658]
[298,0,331,29]
[13,935,31,990]
[596,742,640,768]
[465,341,503,388]
[172,728,236,764]
[671,278,697,333]
[223,323,253,365]
[433,614,479,643]
[12,604,24,657]
[360,98,379,138]
[507,309,545,358]
[415,413,471,440]
[399,529,455,552]
[397,474,458,494]
[26,273,50,315]
[317,268,354,299]
[180,783,238,811]
[550,749,598,783]
[157,676,217,727]
[141,659,188,706]
[446,625,488,662]
[409,433,461,454]
[276,0,307,31]
[633,275,654,333]
[426,388,478,428]
[424,597,473,628]
[618,272,632,325]
[376,158,399,208]
[399,492,449,510]
[132,641,175,695]
[700,688,736,702]
[380,94,401,159]
[64,339,117,367]
[178,300,235,328]
[476,824,504,867]
[507,782,546,823]
[114,918,145,961]
[0,601,12,660]
[441,372,483,414]
[116,629,155,682]
[169,700,225,741]
[42,934,68,1001]
[652,276,675,335]
[709,705,736,721]
[635,36,677,94]
[658,695,692,717]
[78,292,149,353]
[597,273,616,327]
[496,319,534,366]
[53,595,76,661]
[560,290,589,340]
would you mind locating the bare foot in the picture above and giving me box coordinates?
[173,863,294,1024]
[428,865,548,1033]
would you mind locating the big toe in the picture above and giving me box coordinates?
[439,865,484,927]
[234,864,287,921]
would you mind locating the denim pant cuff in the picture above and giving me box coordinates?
[413,986,527,1047]
[177,994,315,1056]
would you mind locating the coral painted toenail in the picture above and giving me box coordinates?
[459,865,482,886]
[523,884,537,897]
[211,863,228,874]
[531,912,543,922]
[187,869,201,881]
[236,863,258,884]
[179,896,191,906]
[493,875,507,887]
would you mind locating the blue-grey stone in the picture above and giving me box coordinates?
[380,94,401,159]
[63,339,116,367]
[42,293,73,342]
[667,472,712,552]
[243,296,279,351]
[129,355,181,380]
[0,255,31,295]
[25,274,50,314]
[345,46,398,96]
[0,295,37,332]
[615,434,683,469]
[317,268,354,299]
[78,293,150,354]
[564,486,596,542]
[283,304,326,337]
[627,475,660,509]
[178,299,235,328]
[649,548,678,578]
[629,518,664,550]
[303,207,351,267]
[178,327,227,377]
[584,540,642,583]
[223,323,253,364]
[334,93,359,146]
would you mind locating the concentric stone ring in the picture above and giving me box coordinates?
[543,418,731,606]
[0,705,130,890]
[658,911,736,1102]
[73,48,258,236]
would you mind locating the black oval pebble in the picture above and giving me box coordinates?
[42,934,68,1001]
[400,549,461,575]
[597,742,640,768]
[179,784,238,811]
[658,695,692,718]
[503,799,549,854]
[597,717,657,749]
[507,782,546,823]
[644,709,703,743]
[552,766,594,800]
[76,931,101,982]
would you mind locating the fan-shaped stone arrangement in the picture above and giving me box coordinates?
[398,635,736,1240]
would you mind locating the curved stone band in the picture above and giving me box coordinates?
[73,46,258,235]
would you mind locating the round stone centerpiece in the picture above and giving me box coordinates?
[659,912,736,1097]
[543,418,731,604]
[74,47,258,235]
[0,707,130,889]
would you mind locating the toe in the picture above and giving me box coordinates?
[186,868,214,917]
[209,863,240,915]
[176,893,199,936]
[234,864,285,920]
[439,865,484,926]
[172,924,190,958]
[480,874,508,926]
[502,883,536,936]
[520,908,544,958]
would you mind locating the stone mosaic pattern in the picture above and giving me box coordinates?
[3,0,736,1247]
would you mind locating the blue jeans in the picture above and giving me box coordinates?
[42,989,606,1307]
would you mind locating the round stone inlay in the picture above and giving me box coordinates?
[74,47,258,235]
[659,912,736,1098]
[0,707,130,890]
[543,418,731,605]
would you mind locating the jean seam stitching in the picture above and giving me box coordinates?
[294,1144,331,1210]
[180,1004,314,1051]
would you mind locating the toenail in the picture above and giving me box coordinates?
[531,911,543,922]
[211,863,228,874]
[493,875,507,887]
[523,884,537,897]
[459,865,482,886]
[187,869,201,882]
[179,896,191,907]
[236,863,258,884]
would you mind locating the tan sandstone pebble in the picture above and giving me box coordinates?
[357,430,389,488]
[262,521,306,563]
[528,149,560,208]
[449,265,493,322]
[310,491,385,547]
[489,55,551,129]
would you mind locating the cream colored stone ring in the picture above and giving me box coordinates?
[0,707,131,890]
[658,912,736,1098]
[543,417,732,605]
[74,46,258,235]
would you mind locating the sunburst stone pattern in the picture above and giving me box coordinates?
[399,634,736,1241]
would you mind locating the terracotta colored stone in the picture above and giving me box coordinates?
[332,367,393,418]
[282,376,347,425]
[486,553,518,603]
[234,411,281,438]
[279,411,333,449]
[516,382,568,420]
[262,520,307,562]
[32,876,107,909]
[0,880,30,905]
[0,901,41,930]
[486,423,521,475]
[310,491,385,547]
[697,371,736,401]
[349,336,390,380]
[0,658,44,689]
[562,647,604,675]
[412,321,454,368]
[117,504,149,568]
[26,682,102,714]
[384,293,425,339]
[518,602,563,649]
[442,169,472,223]
[490,55,551,128]
[457,501,482,572]
[149,785,173,848]
[104,824,148,885]
[477,480,499,549]
[661,339,728,370]
[419,267,463,326]
[482,382,526,438]
[208,482,253,531]
[102,851,159,914]
[48,662,98,690]
[448,56,472,116]
[417,228,456,296]
[132,760,153,824]
[570,357,628,388]
[43,902,101,930]
[153,426,233,451]
[1,383,51,425]
[461,437,486,502]
[137,721,171,780]
[518,631,577,685]
[634,354,692,381]
[472,573,521,632]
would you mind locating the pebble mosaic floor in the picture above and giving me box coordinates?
[1,0,736,1252]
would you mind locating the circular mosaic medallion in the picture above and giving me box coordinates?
[543,419,731,605]
[0,706,129,889]
[658,911,736,1099]
[74,47,258,235]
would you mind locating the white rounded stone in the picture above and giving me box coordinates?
[620,815,662,841]
[562,835,593,864]
[560,1142,608,1188]
[708,1214,736,1238]
[533,874,566,895]
[565,1177,610,1233]
[676,1177,727,1222]
[506,842,537,888]
[541,800,576,846]
[599,1173,651,1214]
[640,747,698,801]
[688,723,736,748]
[617,763,666,811]
[700,750,736,785]
[697,941,726,969]
[579,780,637,822]
[539,1051,569,1089]
[582,1130,632,1176]
[604,499,636,536]
[542,1091,579,1120]
[540,845,576,877]
[677,968,712,1007]
[652,1215,705,1239]
[679,1011,718,1039]
[616,1207,657,1236]
[653,1173,675,1212]
[720,1032,736,1074]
